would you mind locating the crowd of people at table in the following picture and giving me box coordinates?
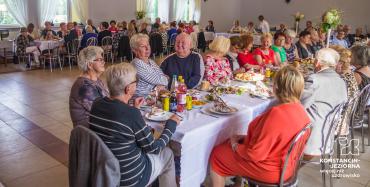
[12,15,359,186]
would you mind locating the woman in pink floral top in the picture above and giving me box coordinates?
[204,36,233,85]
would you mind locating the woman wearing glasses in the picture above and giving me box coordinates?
[69,46,109,127]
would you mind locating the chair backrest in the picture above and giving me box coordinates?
[45,42,60,57]
[102,36,113,47]
[322,102,346,155]
[66,41,78,55]
[149,32,163,55]
[69,126,120,187]
[0,30,9,40]
[169,33,177,46]
[87,37,97,46]
[279,123,312,187]
[350,84,370,125]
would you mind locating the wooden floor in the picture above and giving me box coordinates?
[0,65,369,187]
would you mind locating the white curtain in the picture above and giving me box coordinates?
[3,0,28,26]
[174,0,187,21]
[157,0,169,22]
[71,0,89,23]
[145,0,156,22]
[189,0,201,22]
[38,0,58,26]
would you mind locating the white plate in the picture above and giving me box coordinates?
[208,106,239,115]
[145,111,173,122]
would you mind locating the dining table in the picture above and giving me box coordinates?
[0,40,14,66]
[145,81,275,187]
[34,39,64,52]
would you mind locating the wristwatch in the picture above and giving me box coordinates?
[231,143,238,152]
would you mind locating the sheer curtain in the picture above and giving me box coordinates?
[174,0,187,21]
[189,0,201,22]
[157,0,169,22]
[3,0,28,26]
[71,0,89,23]
[38,0,58,26]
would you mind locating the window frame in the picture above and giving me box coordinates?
[0,0,20,27]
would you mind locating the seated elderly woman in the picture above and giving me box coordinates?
[161,33,204,89]
[271,32,287,65]
[204,36,233,85]
[69,46,109,127]
[226,36,245,75]
[89,63,180,187]
[209,65,310,186]
[351,45,370,90]
[237,34,258,70]
[16,27,41,68]
[284,29,299,62]
[301,48,347,159]
[254,33,278,68]
[296,31,314,59]
[130,34,169,97]
[80,25,98,49]
[230,20,242,34]
[331,45,358,136]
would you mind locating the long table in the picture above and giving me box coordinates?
[146,82,274,187]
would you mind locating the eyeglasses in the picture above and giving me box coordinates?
[93,58,105,63]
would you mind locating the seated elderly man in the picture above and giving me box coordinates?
[330,30,350,48]
[41,21,57,37]
[69,46,108,127]
[301,48,347,159]
[160,33,204,89]
[131,34,168,97]
[89,63,180,187]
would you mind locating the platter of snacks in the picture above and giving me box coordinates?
[208,96,238,115]
[144,107,173,122]
[192,100,207,108]
[235,72,265,82]
[242,81,273,99]
[209,86,245,95]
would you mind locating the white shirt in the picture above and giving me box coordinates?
[259,20,270,33]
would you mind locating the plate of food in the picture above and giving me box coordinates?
[144,107,172,122]
[210,86,245,95]
[192,100,207,109]
[235,72,265,82]
[208,97,238,115]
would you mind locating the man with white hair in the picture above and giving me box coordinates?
[160,32,204,89]
[301,48,347,159]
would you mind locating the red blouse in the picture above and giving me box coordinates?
[237,50,258,67]
[210,102,311,183]
[254,48,275,66]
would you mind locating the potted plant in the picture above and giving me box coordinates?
[293,12,304,34]
[321,8,342,47]
[135,11,146,20]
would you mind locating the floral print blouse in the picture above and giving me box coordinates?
[204,55,233,85]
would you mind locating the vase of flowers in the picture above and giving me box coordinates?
[293,12,305,34]
[135,11,146,20]
[321,8,342,47]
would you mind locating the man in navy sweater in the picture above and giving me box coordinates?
[160,33,204,89]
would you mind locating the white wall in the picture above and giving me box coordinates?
[240,0,370,32]
[88,0,137,24]
[199,0,242,32]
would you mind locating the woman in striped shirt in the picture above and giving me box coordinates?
[130,34,169,97]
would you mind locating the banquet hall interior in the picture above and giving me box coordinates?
[0,0,369,187]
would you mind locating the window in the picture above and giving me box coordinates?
[53,0,68,23]
[0,0,18,25]
[173,0,200,23]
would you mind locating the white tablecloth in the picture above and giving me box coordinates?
[203,32,215,42]
[146,82,275,187]
[35,40,64,51]
[0,40,13,49]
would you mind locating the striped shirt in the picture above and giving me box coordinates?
[89,97,177,187]
[131,58,168,97]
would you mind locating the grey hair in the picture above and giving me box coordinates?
[316,48,340,68]
[130,34,149,50]
[105,63,137,97]
[78,46,104,72]
[85,25,93,33]
[284,29,297,38]
[351,45,370,67]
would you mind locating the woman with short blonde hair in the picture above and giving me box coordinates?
[204,36,233,85]
[210,65,310,186]
[69,46,108,127]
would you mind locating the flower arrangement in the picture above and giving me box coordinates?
[293,12,305,22]
[135,11,146,20]
[321,8,342,32]
[321,8,342,47]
